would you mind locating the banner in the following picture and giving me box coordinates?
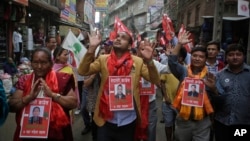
[238,0,249,17]
[62,30,87,67]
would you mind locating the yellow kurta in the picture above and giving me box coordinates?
[160,73,179,103]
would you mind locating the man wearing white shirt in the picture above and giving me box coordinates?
[13,27,23,64]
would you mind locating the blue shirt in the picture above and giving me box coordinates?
[167,55,187,82]
[108,110,136,127]
[214,64,250,125]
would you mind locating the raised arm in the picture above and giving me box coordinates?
[171,31,191,55]
[138,40,160,85]
[78,30,102,76]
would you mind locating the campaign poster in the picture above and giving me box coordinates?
[109,76,133,111]
[139,78,155,95]
[181,78,205,107]
[20,98,51,139]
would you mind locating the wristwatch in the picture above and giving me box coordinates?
[55,93,61,100]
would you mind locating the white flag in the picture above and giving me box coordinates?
[62,30,87,67]
[77,32,84,41]
[238,0,249,17]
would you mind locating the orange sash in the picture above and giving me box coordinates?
[172,65,214,120]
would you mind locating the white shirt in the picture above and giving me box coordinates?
[148,60,171,102]
[13,31,22,52]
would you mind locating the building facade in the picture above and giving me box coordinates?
[107,0,165,39]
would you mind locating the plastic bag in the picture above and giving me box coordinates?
[0,73,13,94]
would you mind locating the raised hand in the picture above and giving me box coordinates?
[204,72,216,91]
[138,40,157,63]
[178,31,192,45]
[88,29,102,53]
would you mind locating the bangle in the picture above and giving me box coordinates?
[21,97,28,105]
[147,60,154,65]
[53,93,61,101]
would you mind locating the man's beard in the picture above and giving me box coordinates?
[113,46,128,52]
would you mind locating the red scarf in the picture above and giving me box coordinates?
[14,71,70,141]
[99,50,133,120]
[135,94,149,140]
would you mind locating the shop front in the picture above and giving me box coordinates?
[201,16,249,50]
[0,0,28,68]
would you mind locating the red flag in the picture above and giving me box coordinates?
[162,14,174,41]
[67,51,77,68]
[109,31,117,41]
[178,24,193,53]
[109,16,133,42]
[137,34,142,42]
[160,36,166,45]
[178,24,185,39]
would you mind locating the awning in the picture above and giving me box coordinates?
[29,0,60,14]
[202,16,250,21]
[13,0,28,6]
[55,19,90,31]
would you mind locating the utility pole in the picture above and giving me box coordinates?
[212,0,224,42]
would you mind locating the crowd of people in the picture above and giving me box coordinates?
[0,24,249,141]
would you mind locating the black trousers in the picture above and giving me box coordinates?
[97,120,136,141]
[14,42,22,65]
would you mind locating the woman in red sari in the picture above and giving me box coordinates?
[9,48,77,141]
[52,46,79,124]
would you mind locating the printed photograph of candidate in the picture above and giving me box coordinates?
[29,106,44,124]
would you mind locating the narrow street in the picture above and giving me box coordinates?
[0,93,166,141]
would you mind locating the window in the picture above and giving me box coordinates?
[187,12,191,25]
[195,5,200,26]
[180,14,184,25]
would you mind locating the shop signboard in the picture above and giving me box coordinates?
[60,0,76,23]
[95,0,107,11]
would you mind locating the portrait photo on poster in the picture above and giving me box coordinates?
[142,79,151,88]
[187,84,199,97]
[115,84,126,100]
[28,106,44,124]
